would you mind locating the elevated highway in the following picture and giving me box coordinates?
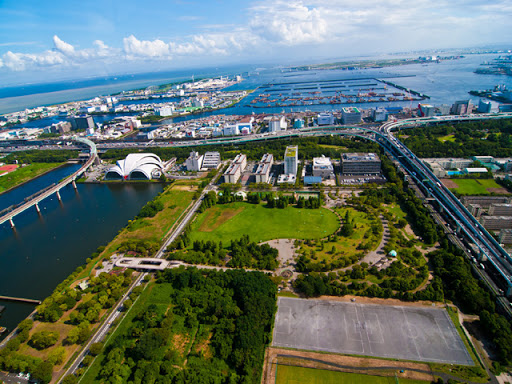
[0,137,97,228]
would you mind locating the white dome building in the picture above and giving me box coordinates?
[105,153,164,180]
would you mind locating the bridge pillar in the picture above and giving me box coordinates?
[455,224,461,234]
[35,203,41,214]
[9,218,14,228]
[56,190,62,202]
[72,180,77,190]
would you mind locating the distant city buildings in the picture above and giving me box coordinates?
[372,108,388,122]
[269,116,287,132]
[72,115,95,131]
[341,153,381,175]
[451,100,473,115]
[478,99,492,113]
[418,104,435,117]
[155,106,175,116]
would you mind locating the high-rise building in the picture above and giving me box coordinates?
[284,146,298,176]
[185,151,204,171]
[477,99,492,113]
[254,153,274,183]
[451,100,473,115]
[312,156,334,179]
[341,153,381,175]
[72,115,95,131]
[269,116,287,132]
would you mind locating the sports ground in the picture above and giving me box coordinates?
[273,297,473,366]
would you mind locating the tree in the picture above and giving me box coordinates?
[33,361,54,384]
[29,331,59,350]
[89,342,104,356]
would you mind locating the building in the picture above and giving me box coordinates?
[372,108,388,122]
[72,115,95,131]
[478,99,492,113]
[50,121,72,134]
[468,204,482,218]
[342,107,362,124]
[293,119,305,129]
[481,216,512,230]
[461,196,511,209]
[254,153,274,183]
[105,153,164,180]
[341,153,381,175]
[223,154,246,183]
[312,155,334,179]
[269,116,287,132]
[284,146,298,176]
[317,113,334,126]
[155,106,174,116]
[499,229,512,245]
[223,125,239,136]
[451,100,473,115]
[418,104,435,117]
[185,151,203,171]
[202,152,221,169]
[304,176,322,185]
[489,204,512,216]
[277,174,296,184]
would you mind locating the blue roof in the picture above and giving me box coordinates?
[304,176,322,184]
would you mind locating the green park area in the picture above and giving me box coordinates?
[448,178,506,195]
[189,202,340,246]
[276,365,429,384]
[437,134,456,143]
[0,163,62,193]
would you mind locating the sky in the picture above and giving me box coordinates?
[0,0,511,86]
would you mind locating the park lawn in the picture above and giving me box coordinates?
[190,202,339,246]
[276,365,429,384]
[0,163,62,193]
[449,178,504,195]
[385,203,407,220]
[102,186,195,256]
[297,207,375,263]
[437,134,456,143]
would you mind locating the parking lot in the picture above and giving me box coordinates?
[273,297,473,365]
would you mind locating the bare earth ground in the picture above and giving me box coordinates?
[315,294,440,308]
[440,179,458,189]
[487,187,509,194]
[262,347,434,384]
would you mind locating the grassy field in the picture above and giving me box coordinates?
[0,163,62,193]
[437,134,456,143]
[190,202,339,245]
[297,207,376,263]
[276,365,429,384]
[449,178,505,195]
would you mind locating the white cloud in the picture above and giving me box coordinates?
[123,35,171,58]
[3,51,28,71]
[250,1,328,45]
[53,35,75,56]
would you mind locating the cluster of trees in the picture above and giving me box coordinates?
[262,193,322,209]
[118,239,160,256]
[4,149,79,163]
[402,119,512,158]
[169,235,279,270]
[91,268,276,384]
[429,248,512,365]
[138,199,164,218]
[198,191,217,213]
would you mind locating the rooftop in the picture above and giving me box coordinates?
[342,152,379,162]
[285,145,298,158]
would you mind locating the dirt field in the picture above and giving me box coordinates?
[487,187,510,194]
[315,295,441,308]
[262,347,434,384]
[440,179,458,189]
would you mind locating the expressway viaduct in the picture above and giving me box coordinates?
[0,137,97,228]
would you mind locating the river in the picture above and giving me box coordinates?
[0,166,163,336]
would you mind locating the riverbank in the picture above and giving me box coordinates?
[0,163,65,195]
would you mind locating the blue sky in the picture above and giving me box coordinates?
[1,0,511,85]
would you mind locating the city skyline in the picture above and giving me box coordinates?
[1,0,512,85]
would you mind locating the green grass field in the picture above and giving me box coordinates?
[449,178,506,195]
[189,202,339,245]
[437,134,456,143]
[0,163,62,193]
[276,365,429,384]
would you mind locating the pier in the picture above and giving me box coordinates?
[0,296,41,305]
[0,137,97,229]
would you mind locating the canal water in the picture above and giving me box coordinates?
[0,166,163,336]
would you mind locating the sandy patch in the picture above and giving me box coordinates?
[487,187,510,195]
[440,179,458,189]
[316,294,441,308]
[262,347,434,384]
[198,207,244,232]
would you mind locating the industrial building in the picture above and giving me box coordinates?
[105,153,164,180]
[223,154,247,183]
[372,108,388,122]
[481,216,512,230]
[312,155,334,179]
[499,229,512,245]
[155,106,174,116]
[461,196,511,209]
[341,153,381,175]
[293,119,305,129]
[277,174,296,184]
[418,104,435,117]
[478,99,492,113]
[50,121,72,134]
[202,152,221,169]
[284,146,298,176]
[254,153,274,183]
[489,204,512,216]
[317,113,335,126]
[185,151,203,171]
[342,107,362,124]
